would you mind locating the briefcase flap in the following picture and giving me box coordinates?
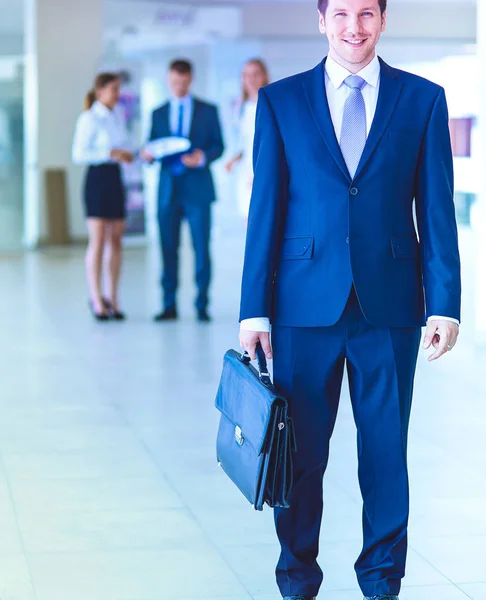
[215,350,285,456]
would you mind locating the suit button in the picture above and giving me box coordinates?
[346,237,349,244]
[350,187,358,196]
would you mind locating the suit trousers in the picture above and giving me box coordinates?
[158,180,211,312]
[271,287,421,598]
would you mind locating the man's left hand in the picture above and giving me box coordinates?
[181,149,205,168]
[423,320,459,362]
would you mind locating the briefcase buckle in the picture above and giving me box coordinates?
[235,425,245,446]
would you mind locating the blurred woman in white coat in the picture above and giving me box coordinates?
[225,59,270,222]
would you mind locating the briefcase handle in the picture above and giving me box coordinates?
[240,343,273,388]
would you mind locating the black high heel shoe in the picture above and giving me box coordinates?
[88,300,110,321]
[102,297,126,321]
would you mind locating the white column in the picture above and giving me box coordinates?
[473,0,486,342]
[24,0,103,246]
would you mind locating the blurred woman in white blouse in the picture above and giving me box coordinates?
[72,72,133,321]
[225,59,270,222]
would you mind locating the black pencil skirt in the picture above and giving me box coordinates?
[84,163,126,220]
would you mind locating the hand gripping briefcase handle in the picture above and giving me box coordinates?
[239,343,272,387]
[215,342,296,511]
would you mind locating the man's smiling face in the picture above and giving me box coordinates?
[319,0,386,73]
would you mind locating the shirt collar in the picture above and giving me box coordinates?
[92,100,113,116]
[325,54,380,89]
[170,94,192,105]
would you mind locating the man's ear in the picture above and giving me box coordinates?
[381,11,387,33]
[318,10,327,35]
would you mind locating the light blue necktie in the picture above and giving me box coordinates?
[340,75,367,178]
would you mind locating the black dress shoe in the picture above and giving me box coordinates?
[197,309,211,322]
[102,298,126,321]
[154,307,178,322]
[111,310,126,321]
[364,595,398,600]
[88,300,110,321]
[283,596,316,600]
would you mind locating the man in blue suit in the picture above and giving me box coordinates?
[239,1,460,599]
[145,60,224,322]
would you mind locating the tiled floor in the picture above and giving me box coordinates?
[0,215,484,600]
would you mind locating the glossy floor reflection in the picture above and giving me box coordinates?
[0,218,484,600]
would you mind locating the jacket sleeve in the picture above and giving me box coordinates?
[239,87,289,322]
[203,106,224,165]
[415,87,461,322]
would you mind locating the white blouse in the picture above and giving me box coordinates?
[237,99,258,169]
[234,99,258,217]
[72,101,130,166]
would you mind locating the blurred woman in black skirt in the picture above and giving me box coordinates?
[72,72,133,320]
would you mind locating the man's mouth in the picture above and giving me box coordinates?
[343,39,366,47]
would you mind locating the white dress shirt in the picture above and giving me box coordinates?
[240,55,458,332]
[168,94,206,167]
[72,101,130,166]
[325,53,380,140]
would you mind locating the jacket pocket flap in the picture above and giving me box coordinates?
[391,235,419,259]
[281,236,314,260]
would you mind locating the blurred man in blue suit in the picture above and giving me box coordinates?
[239,1,460,599]
[145,60,224,322]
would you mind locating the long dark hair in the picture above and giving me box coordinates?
[84,72,120,110]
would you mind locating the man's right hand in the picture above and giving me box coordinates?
[239,330,272,361]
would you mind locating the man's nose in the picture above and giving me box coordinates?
[346,16,362,35]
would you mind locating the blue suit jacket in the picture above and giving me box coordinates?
[239,58,461,328]
[149,98,224,207]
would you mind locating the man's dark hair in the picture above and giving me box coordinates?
[317,0,387,15]
[169,59,193,75]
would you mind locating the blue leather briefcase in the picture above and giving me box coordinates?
[215,346,296,511]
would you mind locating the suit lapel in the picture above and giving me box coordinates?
[302,57,403,181]
[354,58,403,178]
[188,98,200,140]
[158,103,170,137]
[302,59,350,181]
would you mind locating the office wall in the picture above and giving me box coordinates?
[0,35,23,56]
[25,0,103,244]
